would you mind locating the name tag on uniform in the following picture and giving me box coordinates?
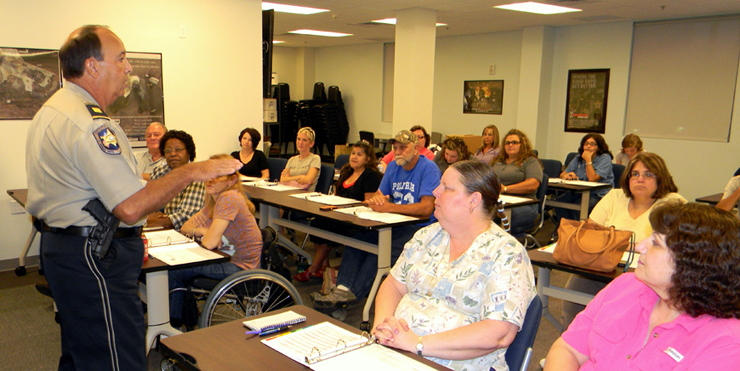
[664,347,684,363]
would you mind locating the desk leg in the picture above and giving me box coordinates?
[579,191,591,220]
[16,226,38,276]
[537,267,564,333]
[361,228,392,329]
[264,204,313,264]
[144,270,182,354]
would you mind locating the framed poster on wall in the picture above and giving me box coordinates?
[463,80,504,115]
[0,47,60,120]
[564,69,609,133]
[106,52,165,148]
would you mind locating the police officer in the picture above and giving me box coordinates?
[25,25,242,370]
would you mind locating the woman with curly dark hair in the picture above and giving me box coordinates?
[544,202,740,371]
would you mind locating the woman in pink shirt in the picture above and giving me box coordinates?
[544,202,740,371]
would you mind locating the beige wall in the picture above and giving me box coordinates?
[0,0,263,264]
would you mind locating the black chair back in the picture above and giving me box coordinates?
[334,154,349,170]
[315,164,335,194]
[612,164,626,188]
[266,157,287,182]
[505,296,543,371]
[541,159,562,179]
[564,152,578,168]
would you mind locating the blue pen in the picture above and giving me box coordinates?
[246,325,292,336]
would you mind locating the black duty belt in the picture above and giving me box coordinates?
[35,220,142,238]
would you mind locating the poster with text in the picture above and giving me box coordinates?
[564,69,609,133]
[0,48,60,120]
[107,52,164,148]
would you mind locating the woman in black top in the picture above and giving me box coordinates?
[230,127,269,179]
[293,141,382,283]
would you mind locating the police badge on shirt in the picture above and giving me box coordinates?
[87,104,121,155]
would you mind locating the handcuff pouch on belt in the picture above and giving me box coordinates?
[82,198,121,259]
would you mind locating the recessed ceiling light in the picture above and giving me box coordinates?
[288,29,352,37]
[371,18,447,27]
[494,2,581,15]
[262,2,329,15]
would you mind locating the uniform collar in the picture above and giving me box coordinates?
[63,80,100,107]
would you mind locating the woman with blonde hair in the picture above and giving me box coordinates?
[614,133,646,165]
[474,124,500,164]
[169,154,262,327]
[432,136,471,173]
[281,127,321,191]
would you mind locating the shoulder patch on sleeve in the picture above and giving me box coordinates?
[93,125,121,155]
[86,104,109,120]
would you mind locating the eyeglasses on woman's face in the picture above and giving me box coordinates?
[630,171,656,179]
[504,140,520,146]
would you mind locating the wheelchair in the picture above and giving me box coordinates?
[174,226,303,330]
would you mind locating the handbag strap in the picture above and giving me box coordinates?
[574,222,617,254]
[622,233,636,272]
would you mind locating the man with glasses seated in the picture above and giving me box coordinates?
[146,130,205,231]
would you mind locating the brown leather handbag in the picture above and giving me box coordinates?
[553,219,634,272]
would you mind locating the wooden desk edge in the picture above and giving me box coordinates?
[160,305,447,371]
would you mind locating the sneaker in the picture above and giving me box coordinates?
[312,287,358,310]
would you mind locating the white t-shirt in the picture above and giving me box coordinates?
[589,189,686,241]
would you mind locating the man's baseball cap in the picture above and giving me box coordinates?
[388,130,419,146]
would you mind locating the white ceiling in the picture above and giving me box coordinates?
[270,0,740,47]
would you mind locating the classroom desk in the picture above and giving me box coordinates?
[160,305,447,371]
[244,184,422,329]
[140,246,230,354]
[528,249,632,333]
[695,193,722,205]
[545,180,612,220]
[7,189,36,276]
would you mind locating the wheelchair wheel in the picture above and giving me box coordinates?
[197,269,303,328]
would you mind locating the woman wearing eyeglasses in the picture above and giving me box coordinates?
[561,152,685,328]
[556,133,614,222]
[491,129,543,236]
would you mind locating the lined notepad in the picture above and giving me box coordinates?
[243,310,307,332]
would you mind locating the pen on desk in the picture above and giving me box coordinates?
[245,325,292,336]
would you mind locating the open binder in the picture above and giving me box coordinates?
[261,321,437,371]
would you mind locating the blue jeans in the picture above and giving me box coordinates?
[554,191,603,222]
[168,262,243,319]
[336,224,422,299]
[509,203,539,237]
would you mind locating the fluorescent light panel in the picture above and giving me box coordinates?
[494,2,581,15]
[371,18,447,26]
[262,2,328,15]
[288,29,352,37]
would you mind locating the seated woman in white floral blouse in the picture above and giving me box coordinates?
[372,160,536,371]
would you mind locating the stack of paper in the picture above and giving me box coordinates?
[334,206,418,223]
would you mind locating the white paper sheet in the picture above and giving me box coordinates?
[333,206,418,223]
[148,242,223,265]
[143,230,191,247]
[548,179,605,187]
[261,322,436,371]
[499,195,533,204]
[289,193,360,206]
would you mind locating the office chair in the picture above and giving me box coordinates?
[266,157,287,182]
[334,154,349,170]
[504,296,543,371]
[522,173,549,249]
[612,164,626,188]
[564,152,578,168]
[359,131,384,157]
[540,159,562,180]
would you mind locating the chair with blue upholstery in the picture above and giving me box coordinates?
[612,163,626,188]
[540,159,562,180]
[564,152,578,168]
[266,157,287,182]
[503,295,543,371]
[334,154,349,171]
